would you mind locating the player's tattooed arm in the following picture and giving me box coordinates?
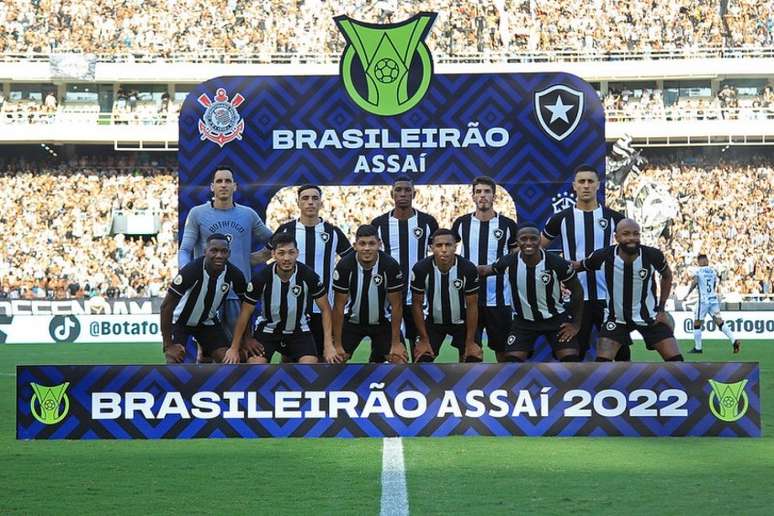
[160,291,184,363]
[223,302,256,364]
[657,263,673,313]
[558,275,583,343]
[411,292,434,361]
[250,248,272,265]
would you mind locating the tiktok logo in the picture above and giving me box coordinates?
[49,315,81,342]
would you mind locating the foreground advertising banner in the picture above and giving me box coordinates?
[0,315,160,344]
[669,311,774,340]
[18,363,759,439]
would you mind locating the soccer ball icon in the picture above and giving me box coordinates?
[374,58,399,84]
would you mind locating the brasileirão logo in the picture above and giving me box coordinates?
[335,13,436,116]
[30,382,70,425]
[708,379,749,422]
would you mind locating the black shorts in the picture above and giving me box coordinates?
[308,313,324,357]
[342,321,392,361]
[476,306,513,352]
[426,321,467,356]
[172,323,228,356]
[599,320,674,348]
[505,313,578,354]
[255,329,318,362]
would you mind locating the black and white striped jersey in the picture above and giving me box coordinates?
[492,249,576,322]
[411,255,480,325]
[269,218,353,314]
[582,245,668,325]
[245,262,326,334]
[371,209,438,305]
[542,205,623,301]
[169,257,248,327]
[332,251,404,325]
[452,213,517,307]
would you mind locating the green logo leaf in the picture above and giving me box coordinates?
[708,379,749,422]
[30,382,70,425]
[335,13,436,116]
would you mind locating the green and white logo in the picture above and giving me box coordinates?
[30,382,70,425]
[335,13,436,116]
[708,379,749,422]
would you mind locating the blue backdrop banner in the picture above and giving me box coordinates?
[18,363,760,439]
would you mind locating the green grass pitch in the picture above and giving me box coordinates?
[1,341,772,515]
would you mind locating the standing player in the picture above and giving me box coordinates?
[371,176,438,355]
[682,254,741,354]
[480,223,583,362]
[541,164,628,361]
[179,165,272,347]
[452,176,518,362]
[411,229,481,362]
[267,184,353,358]
[223,232,338,364]
[161,234,251,363]
[578,219,683,362]
[332,225,407,363]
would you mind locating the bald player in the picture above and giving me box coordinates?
[576,219,683,362]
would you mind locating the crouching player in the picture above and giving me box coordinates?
[223,232,340,364]
[479,223,583,362]
[160,233,255,363]
[332,224,408,363]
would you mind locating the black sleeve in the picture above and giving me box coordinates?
[410,261,428,294]
[332,260,351,294]
[334,226,353,257]
[491,253,515,275]
[451,216,464,241]
[385,257,404,293]
[305,268,327,299]
[427,214,439,237]
[168,260,200,296]
[230,269,248,300]
[244,269,267,306]
[647,247,668,273]
[542,212,563,240]
[582,247,609,272]
[505,217,518,249]
[463,261,480,294]
[548,254,576,283]
[265,222,291,250]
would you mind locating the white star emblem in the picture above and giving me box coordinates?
[546,95,573,124]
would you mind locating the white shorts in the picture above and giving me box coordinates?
[693,299,721,321]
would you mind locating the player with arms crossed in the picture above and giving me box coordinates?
[452,176,518,362]
[411,229,481,363]
[161,234,252,363]
[224,232,338,364]
[578,219,683,362]
[480,223,583,362]
[179,165,272,358]
[371,176,438,358]
[682,254,741,354]
[332,225,408,363]
[541,164,627,361]
[265,184,352,359]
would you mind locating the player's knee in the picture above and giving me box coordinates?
[595,356,612,362]
[501,354,524,363]
[298,355,318,364]
[693,321,702,330]
[666,354,684,362]
[559,354,580,362]
[247,355,267,364]
[715,319,724,328]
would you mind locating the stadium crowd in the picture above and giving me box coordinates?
[0,0,771,58]
[0,152,771,301]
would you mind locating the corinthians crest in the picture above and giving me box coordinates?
[198,88,245,147]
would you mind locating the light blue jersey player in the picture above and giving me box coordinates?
[682,254,740,354]
[179,165,273,358]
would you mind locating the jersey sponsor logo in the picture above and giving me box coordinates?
[493,228,504,240]
[598,218,608,229]
[638,268,649,280]
[534,84,584,142]
[506,334,517,345]
[197,88,245,148]
[332,270,339,281]
[291,285,303,297]
[540,272,552,285]
[221,284,230,293]
[373,275,383,286]
[335,13,436,117]
[452,278,464,290]
[605,321,617,331]
[30,382,70,425]
[708,379,749,422]
[413,226,424,239]
[396,271,403,280]
[319,232,330,243]
[173,275,183,285]
[246,282,253,293]
[49,315,81,342]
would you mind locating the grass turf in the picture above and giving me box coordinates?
[1,340,772,515]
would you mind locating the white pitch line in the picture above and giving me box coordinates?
[380,437,409,516]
